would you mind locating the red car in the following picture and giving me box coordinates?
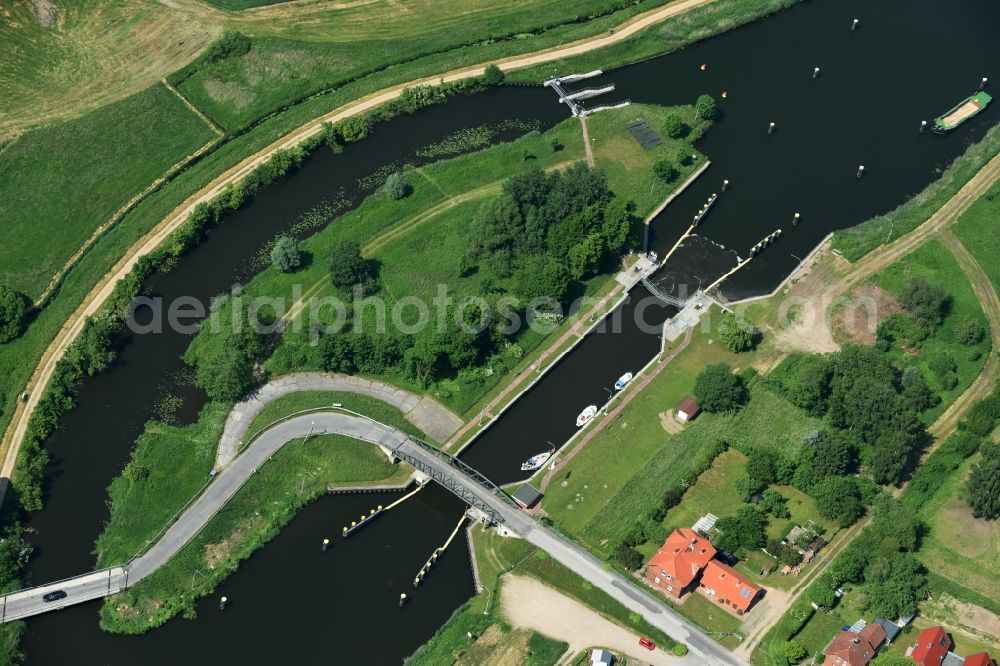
[639,637,655,650]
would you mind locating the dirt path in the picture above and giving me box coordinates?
[501,574,678,665]
[929,231,1000,439]
[0,0,718,481]
[581,117,596,168]
[736,516,869,659]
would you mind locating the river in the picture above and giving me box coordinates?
[20,0,1000,662]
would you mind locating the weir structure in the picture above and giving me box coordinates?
[544,70,629,117]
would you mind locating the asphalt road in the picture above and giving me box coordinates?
[0,411,745,664]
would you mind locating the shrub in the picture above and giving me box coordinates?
[482,64,505,86]
[203,32,252,63]
[383,172,410,200]
[966,442,1000,519]
[652,159,678,183]
[694,363,748,412]
[953,315,986,345]
[613,543,644,571]
[663,113,685,138]
[716,312,754,352]
[270,235,301,273]
[695,94,717,121]
[672,644,689,657]
[0,284,27,343]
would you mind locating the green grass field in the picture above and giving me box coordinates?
[576,378,824,553]
[0,84,215,300]
[916,453,1000,607]
[872,239,991,422]
[953,179,1000,293]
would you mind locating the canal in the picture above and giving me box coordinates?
[20,0,1000,662]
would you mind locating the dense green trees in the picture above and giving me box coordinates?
[0,284,27,344]
[966,442,1000,519]
[714,506,767,557]
[899,275,950,330]
[694,363,748,412]
[863,552,927,619]
[811,476,864,527]
[185,298,263,401]
[328,240,379,293]
[270,235,301,273]
[463,164,634,305]
[759,488,790,519]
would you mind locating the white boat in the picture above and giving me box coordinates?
[576,405,598,427]
[614,372,634,391]
[520,451,552,471]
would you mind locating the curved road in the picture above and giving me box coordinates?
[0,410,744,665]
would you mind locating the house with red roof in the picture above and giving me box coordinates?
[699,560,762,614]
[963,653,996,666]
[911,626,951,666]
[823,624,887,666]
[643,528,716,599]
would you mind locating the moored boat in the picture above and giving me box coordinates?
[520,451,553,471]
[933,91,992,133]
[614,372,634,391]
[576,405,598,427]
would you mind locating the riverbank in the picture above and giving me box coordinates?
[98,426,412,633]
[0,0,762,491]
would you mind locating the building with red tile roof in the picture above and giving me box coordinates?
[823,624,887,666]
[644,528,716,599]
[911,626,951,666]
[962,653,996,666]
[699,560,762,614]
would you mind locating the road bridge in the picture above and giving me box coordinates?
[0,411,744,664]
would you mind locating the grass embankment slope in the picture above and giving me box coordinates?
[97,392,419,631]
[251,103,708,415]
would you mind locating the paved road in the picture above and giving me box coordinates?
[0,410,744,664]
[215,372,463,467]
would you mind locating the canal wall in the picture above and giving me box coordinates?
[726,232,833,305]
[643,159,712,252]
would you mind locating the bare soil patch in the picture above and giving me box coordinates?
[204,513,263,569]
[923,593,1000,649]
[658,410,684,434]
[831,283,902,345]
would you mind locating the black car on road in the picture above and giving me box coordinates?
[42,590,67,603]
